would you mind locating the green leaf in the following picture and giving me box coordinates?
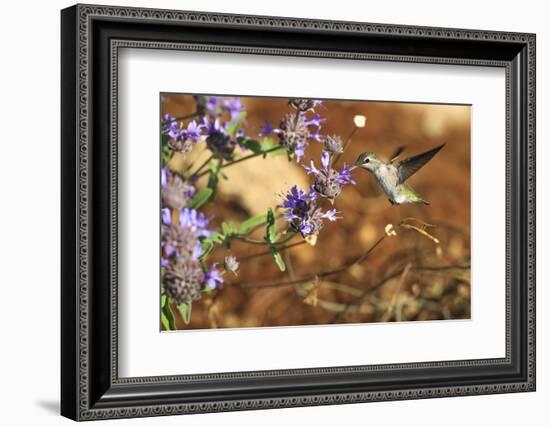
[210,232,226,244]
[176,303,192,324]
[266,208,280,243]
[222,222,230,236]
[207,173,219,198]
[260,138,286,158]
[187,188,213,209]
[161,294,176,331]
[239,138,264,154]
[221,222,237,236]
[260,137,275,150]
[238,214,268,235]
[269,245,286,272]
[161,140,172,164]
[161,311,171,331]
[269,147,287,158]
[199,238,214,260]
[206,159,222,200]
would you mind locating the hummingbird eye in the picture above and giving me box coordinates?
[364,158,370,164]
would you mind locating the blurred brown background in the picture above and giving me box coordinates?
[162,94,471,330]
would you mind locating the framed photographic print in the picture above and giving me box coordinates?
[61,4,536,421]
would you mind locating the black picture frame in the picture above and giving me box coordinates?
[61,4,536,421]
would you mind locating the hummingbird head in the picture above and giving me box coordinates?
[353,152,382,172]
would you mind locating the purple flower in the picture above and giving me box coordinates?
[259,120,275,137]
[279,185,308,210]
[163,114,180,139]
[260,110,325,162]
[162,115,206,152]
[203,263,224,289]
[223,98,244,120]
[294,142,307,162]
[278,185,341,238]
[324,208,340,222]
[202,116,223,133]
[181,120,206,143]
[206,96,222,115]
[160,204,223,302]
[178,208,211,238]
[305,152,356,200]
[203,96,244,120]
[304,113,324,130]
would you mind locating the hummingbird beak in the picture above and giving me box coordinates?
[349,163,359,170]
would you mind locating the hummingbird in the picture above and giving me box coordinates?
[351,144,445,205]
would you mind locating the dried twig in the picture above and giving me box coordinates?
[332,126,359,168]
[229,234,387,289]
[380,262,412,322]
[330,263,469,323]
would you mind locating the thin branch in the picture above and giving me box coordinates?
[235,232,296,246]
[195,146,284,178]
[285,248,297,282]
[330,263,470,323]
[237,240,307,262]
[189,154,214,177]
[381,262,412,322]
[229,234,387,288]
[332,125,359,168]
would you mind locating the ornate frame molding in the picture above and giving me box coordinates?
[61,4,535,421]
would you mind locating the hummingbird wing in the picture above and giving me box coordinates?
[389,145,407,163]
[397,144,445,184]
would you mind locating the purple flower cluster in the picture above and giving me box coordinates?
[163,97,246,160]
[305,151,356,201]
[278,185,340,238]
[202,116,244,160]
[289,98,324,112]
[163,114,206,153]
[161,207,224,304]
[320,134,344,154]
[260,98,324,162]
[161,168,195,209]
[199,97,247,159]
[161,207,210,266]
[195,96,244,120]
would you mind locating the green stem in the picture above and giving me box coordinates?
[190,154,214,177]
[195,146,284,179]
